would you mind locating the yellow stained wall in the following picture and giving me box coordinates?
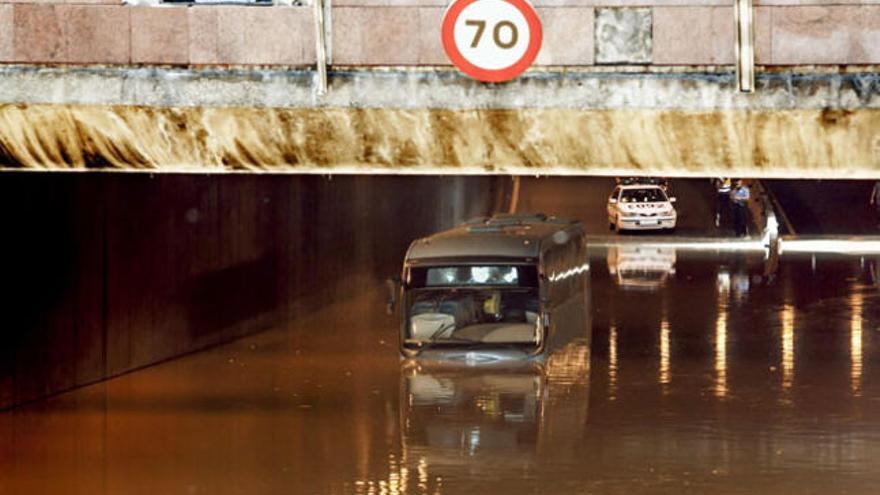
[0,104,878,177]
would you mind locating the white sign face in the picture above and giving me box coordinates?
[452,0,531,71]
[442,0,542,83]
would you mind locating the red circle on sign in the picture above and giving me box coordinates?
[441,0,543,83]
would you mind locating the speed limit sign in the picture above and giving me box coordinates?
[441,0,543,83]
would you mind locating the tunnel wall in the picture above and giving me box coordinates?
[764,180,877,235]
[0,174,509,410]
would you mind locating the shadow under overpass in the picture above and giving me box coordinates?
[0,174,509,410]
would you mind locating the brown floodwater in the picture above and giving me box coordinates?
[1,246,879,495]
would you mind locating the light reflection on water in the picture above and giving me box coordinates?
[659,315,671,389]
[714,289,728,398]
[850,289,863,397]
[608,325,618,401]
[781,303,796,395]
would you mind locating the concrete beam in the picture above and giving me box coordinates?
[0,65,878,109]
[0,66,877,176]
[0,103,878,177]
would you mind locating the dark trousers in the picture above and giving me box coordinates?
[716,193,730,226]
[733,203,748,237]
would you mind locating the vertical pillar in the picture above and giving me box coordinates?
[314,0,329,95]
[734,0,755,93]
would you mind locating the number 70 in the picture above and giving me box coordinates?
[465,19,519,49]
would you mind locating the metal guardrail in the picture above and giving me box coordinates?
[748,180,780,253]
[779,236,880,255]
[761,183,796,236]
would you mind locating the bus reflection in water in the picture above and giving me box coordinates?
[398,341,591,481]
[396,213,592,364]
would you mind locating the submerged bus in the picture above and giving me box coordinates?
[396,213,591,362]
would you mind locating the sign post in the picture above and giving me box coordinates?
[442,0,543,83]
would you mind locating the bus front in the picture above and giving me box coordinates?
[400,263,545,362]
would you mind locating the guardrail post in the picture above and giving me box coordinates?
[314,0,329,96]
[734,0,755,93]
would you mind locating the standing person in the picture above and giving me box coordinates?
[714,178,732,227]
[730,179,750,237]
[870,258,880,289]
[870,181,880,228]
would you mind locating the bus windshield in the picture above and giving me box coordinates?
[405,287,540,347]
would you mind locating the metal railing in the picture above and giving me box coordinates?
[748,180,780,252]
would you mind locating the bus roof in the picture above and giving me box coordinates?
[406,213,583,263]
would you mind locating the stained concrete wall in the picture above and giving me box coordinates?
[0,174,509,409]
[1,98,878,177]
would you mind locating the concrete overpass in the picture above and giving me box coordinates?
[0,0,878,175]
[3,4,880,489]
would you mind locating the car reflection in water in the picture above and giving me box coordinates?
[606,245,676,290]
[398,340,590,486]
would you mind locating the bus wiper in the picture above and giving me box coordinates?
[412,338,481,356]
[430,336,478,344]
[428,322,457,342]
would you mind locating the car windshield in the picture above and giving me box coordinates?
[620,188,667,203]
[405,288,540,347]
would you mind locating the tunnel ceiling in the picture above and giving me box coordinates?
[0,67,878,177]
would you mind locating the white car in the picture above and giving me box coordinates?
[607,184,677,232]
